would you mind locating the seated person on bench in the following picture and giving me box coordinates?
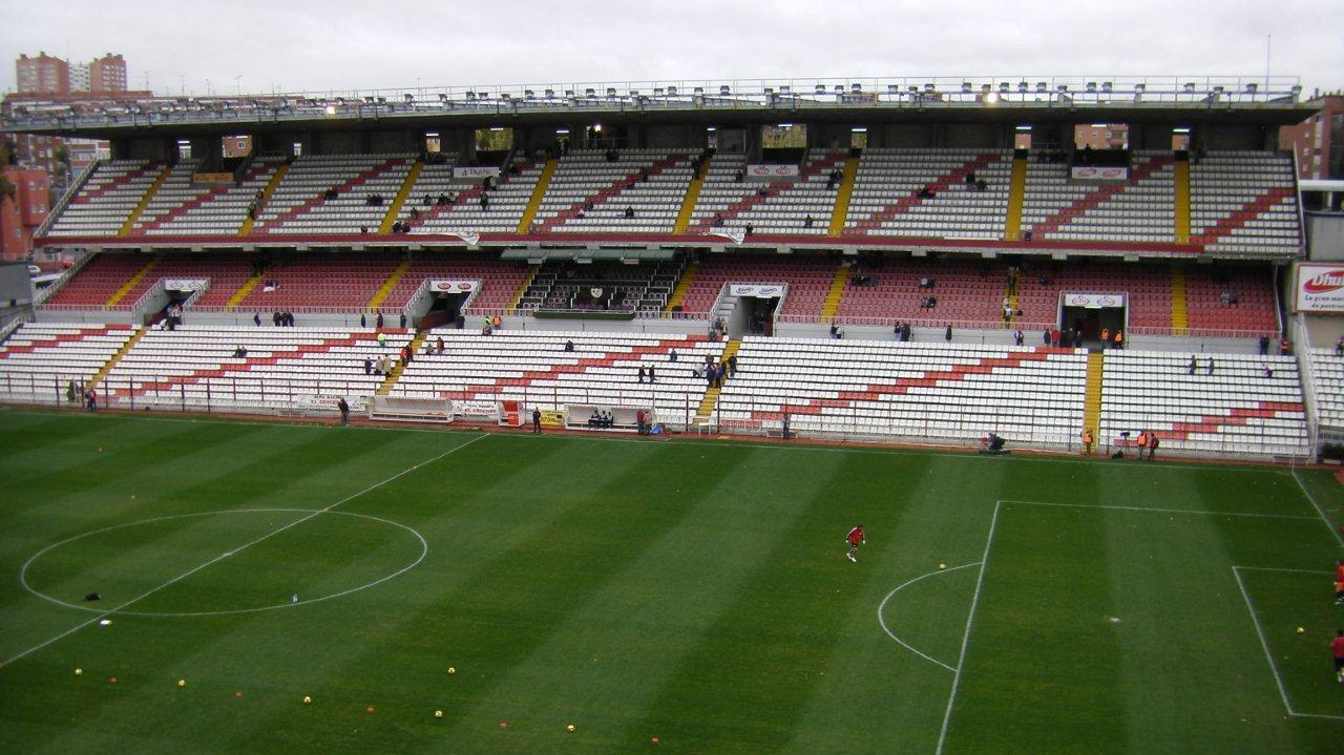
[980,432,1007,453]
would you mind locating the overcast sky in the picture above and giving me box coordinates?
[2,0,1341,99]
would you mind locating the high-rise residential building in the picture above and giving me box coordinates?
[15,52,70,96]
[1281,93,1344,180]
[69,64,90,93]
[88,53,128,94]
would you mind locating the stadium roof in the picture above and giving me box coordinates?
[2,75,1315,139]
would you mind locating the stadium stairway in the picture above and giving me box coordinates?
[444,334,708,401]
[88,327,147,390]
[376,329,428,395]
[673,159,708,234]
[664,260,698,313]
[507,267,538,311]
[104,257,158,307]
[849,153,1000,233]
[689,151,845,232]
[1083,351,1103,438]
[225,269,266,310]
[1174,158,1191,243]
[367,259,412,311]
[742,346,1070,424]
[517,159,557,233]
[239,163,289,236]
[827,156,859,235]
[693,339,739,427]
[1029,155,1174,237]
[1171,268,1189,334]
[820,264,848,321]
[378,160,423,234]
[1004,155,1028,241]
[106,332,376,399]
[257,158,407,234]
[1004,267,1020,323]
[118,165,171,236]
[536,155,689,232]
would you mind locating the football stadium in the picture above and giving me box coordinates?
[3,16,1344,753]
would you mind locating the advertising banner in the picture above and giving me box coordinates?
[1296,264,1344,312]
[1070,166,1129,182]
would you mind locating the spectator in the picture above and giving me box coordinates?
[1145,431,1160,461]
[1113,330,1123,350]
[1187,355,1197,375]
[648,365,656,383]
[254,312,261,327]
[364,357,373,375]
[377,331,387,348]
[233,345,248,358]
[1335,336,1344,357]
[564,339,574,352]
[1207,358,1215,376]
[360,313,367,328]
[399,313,407,329]
[1263,363,1274,378]
[729,354,738,376]
[1043,328,1051,346]
[1100,327,1110,349]
[638,366,646,383]
[1081,428,1094,456]
[669,349,678,362]
[804,215,814,228]
[376,312,385,329]
[436,336,445,354]
[337,397,350,426]
[1280,336,1292,355]
[532,408,542,434]
[624,206,635,219]
[1014,329,1024,346]
[945,323,952,342]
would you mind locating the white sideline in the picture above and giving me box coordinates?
[936,501,1001,755]
[0,433,488,670]
[997,499,1318,520]
[1231,566,1344,722]
[877,561,981,673]
[1290,469,1344,549]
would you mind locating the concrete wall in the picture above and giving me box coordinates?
[1306,212,1344,260]
[1302,314,1344,348]
[494,316,708,336]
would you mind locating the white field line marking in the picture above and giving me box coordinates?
[1231,566,1344,721]
[877,561,981,673]
[18,509,428,618]
[0,433,487,670]
[2,408,1293,476]
[998,499,1318,521]
[936,501,1001,755]
[1232,566,1334,576]
[1290,468,1344,549]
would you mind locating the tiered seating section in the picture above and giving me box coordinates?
[1182,266,1278,333]
[100,326,413,410]
[835,258,1008,325]
[689,150,844,235]
[1190,151,1300,256]
[676,255,837,319]
[716,337,1086,444]
[1308,349,1344,431]
[533,149,693,233]
[844,149,1008,239]
[517,261,681,313]
[1099,351,1307,457]
[1015,264,1173,330]
[1022,151,1175,243]
[135,157,287,236]
[389,331,724,427]
[381,254,532,312]
[409,158,542,235]
[45,253,255,310]
[0,323,138,400]
[45,160,159,237]
[253,154,414,235]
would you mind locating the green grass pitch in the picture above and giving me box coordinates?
[1,408,1343,754]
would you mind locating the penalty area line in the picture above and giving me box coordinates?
[0,433,488,671]
[936,500,1001,755]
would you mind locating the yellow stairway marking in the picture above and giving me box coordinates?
[694,339,741,424]
[225,272,265,311]
[240,163,289,236]
[828,156,860,235]
[1171,267,1189,335]
[1004,156,1028,241]
[664,260,699,313]
[88,327,145,390]
[105,257,157,307]
[820,262,849,321]
[517,159,557,233]
[673,160,708,234]
[1173,159,1191,243]
[119,165,171,236]
[1083,351,1104,436]
[508,266,539,311]
[1003,266,1020,322]
[377,329,429,395]
[379,160,422,234]
[367,259,412,311]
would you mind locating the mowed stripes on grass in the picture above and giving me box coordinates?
[0,409,1340,754]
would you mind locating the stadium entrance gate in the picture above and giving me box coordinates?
[1060,292,1126,345]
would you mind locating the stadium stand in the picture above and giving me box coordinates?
[675,255,837,319]
[1022,151,1176,243]
[834,257,1011,325]
[409,158,542,235]
[387,330,725,427]
[225,253,405,312]
[1015,264,1174,330]
[689,150,845,235]
[1190,151,1300,256]
[844,149,1009,238]
[1181,265,1279,333]
[1098,350,1307,457]
[44,253,256,310]
[379,253,532,312]
[252,154,414,235]
[44,160,158,237]
[715,337,1087,445]
[134,157,287,236]
[0,323,139,399]
[1308,348,1344,432]
[531,149,694,233]
[98,326,413,410]
[515,260,682,313]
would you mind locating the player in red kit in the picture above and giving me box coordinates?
[1335,561,1344,606]
[1332,630,1344,684]
[846,524,865,563]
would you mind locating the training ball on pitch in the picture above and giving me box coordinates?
[107,676,117,684]
[1297,626,1305,634]
[366,705,376,714]
[652,736,661,744]
[434,709,443,718]
[566,724,576,732]
[938,563,946,569]
[177,679,186,687]
[302,695,312,704]
[74,668,82,676]
[447,666,456,674]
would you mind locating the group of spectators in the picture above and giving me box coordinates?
[66,380,98,411]
[260,311,296,327]
[694,353,736,387]
[587,409,616,428]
